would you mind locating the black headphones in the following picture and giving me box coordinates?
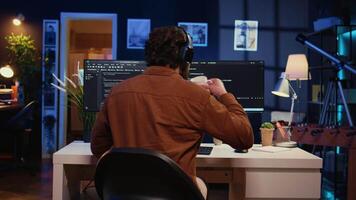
[178,27,194,64]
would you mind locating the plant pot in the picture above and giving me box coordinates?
[79,111,96,143]
[260,128,274,146]
[82,122,93,143]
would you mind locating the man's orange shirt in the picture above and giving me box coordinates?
[91,66,253,182]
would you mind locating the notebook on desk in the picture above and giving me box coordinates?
[197,146,213,155]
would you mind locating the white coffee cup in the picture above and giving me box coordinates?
[190,76,208,84]
[213,137,223,145]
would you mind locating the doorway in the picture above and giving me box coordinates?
[58,12,117,147]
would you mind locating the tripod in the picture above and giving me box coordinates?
[319,75,354,127]
[296,33,355,128]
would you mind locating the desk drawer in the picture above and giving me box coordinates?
[245,169,321,199]
[197,168,232,183]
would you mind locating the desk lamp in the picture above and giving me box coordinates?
[13,13,25,26]
[271,72,298,148]
[0,65,15,101]
[0,65,14,79]
[0,65,15,87]
[285,54,310,87]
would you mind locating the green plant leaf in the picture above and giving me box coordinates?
[261,122,274,129]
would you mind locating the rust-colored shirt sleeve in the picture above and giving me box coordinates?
[201,93,254,149]
[91,100,113,158]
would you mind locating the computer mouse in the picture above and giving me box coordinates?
[234,149,248,153]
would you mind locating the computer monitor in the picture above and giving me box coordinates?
[84,60,264,112]
[190,61,264,143]
[190,61,264,112]
[84,60,146,112]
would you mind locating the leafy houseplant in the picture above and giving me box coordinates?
[260,122,275,146]
[5,33,40,103]
[51,68,96,142]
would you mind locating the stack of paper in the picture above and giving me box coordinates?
[252,146,292,153]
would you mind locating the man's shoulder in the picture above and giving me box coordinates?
[110,74,145,91]
[177,79,211,101]
[109,74,211,104]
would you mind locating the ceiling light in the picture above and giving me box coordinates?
[13,13,25,26]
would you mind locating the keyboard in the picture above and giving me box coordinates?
[197,146,213,155]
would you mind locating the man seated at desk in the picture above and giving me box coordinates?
[91,26,254,199]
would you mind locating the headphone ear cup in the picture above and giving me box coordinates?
[178,29,193,64]
[179,44,187,63]
[184,48,194,63]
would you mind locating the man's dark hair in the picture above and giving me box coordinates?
[145,26,188,69]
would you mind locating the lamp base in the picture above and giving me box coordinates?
[275,141,297,148]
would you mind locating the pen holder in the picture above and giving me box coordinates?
[274,126,291,143]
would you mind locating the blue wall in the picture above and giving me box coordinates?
[1,0,354,121]
[216,0,310,121]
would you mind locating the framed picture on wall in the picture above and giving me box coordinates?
[44,22,57,45]
[127,19,151,49]
[178,22,208,47]
[234,20,258,51]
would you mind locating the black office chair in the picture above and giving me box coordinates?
[95,148,205,200]
[0,101,38,170]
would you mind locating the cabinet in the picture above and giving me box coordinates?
[41,20,59,158]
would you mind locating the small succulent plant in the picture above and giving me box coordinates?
[261,122,274,129]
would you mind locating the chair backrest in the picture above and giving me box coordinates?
[95,148,205,200]
[6,101,38,129]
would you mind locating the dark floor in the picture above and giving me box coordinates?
[0,159,52,200]
[0,159,228,200]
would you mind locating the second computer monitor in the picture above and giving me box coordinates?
[190,61,264,112]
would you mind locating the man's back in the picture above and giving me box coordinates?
[92,66,213,178]
[105,66,208,178]
[91,66,254,180]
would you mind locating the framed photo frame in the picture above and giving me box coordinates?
[178,22,208,47]
[234,20,258,51]
[44,21,57,45]
[127,19,151,49]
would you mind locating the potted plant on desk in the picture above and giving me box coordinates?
[260,122,275,146]
[51,66,96,142]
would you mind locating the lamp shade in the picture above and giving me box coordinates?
[0,65,14,78]
[271,72,290,98]
[285,54,309,80]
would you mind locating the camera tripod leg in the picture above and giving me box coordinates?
[337,81,354,127]
[319,82,333,125]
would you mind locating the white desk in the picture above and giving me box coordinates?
[53,142,322,200]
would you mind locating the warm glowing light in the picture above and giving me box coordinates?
[13,18,22,26]
[12,13,24,26]
[285,54,310,80]
[0,65,14,78]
